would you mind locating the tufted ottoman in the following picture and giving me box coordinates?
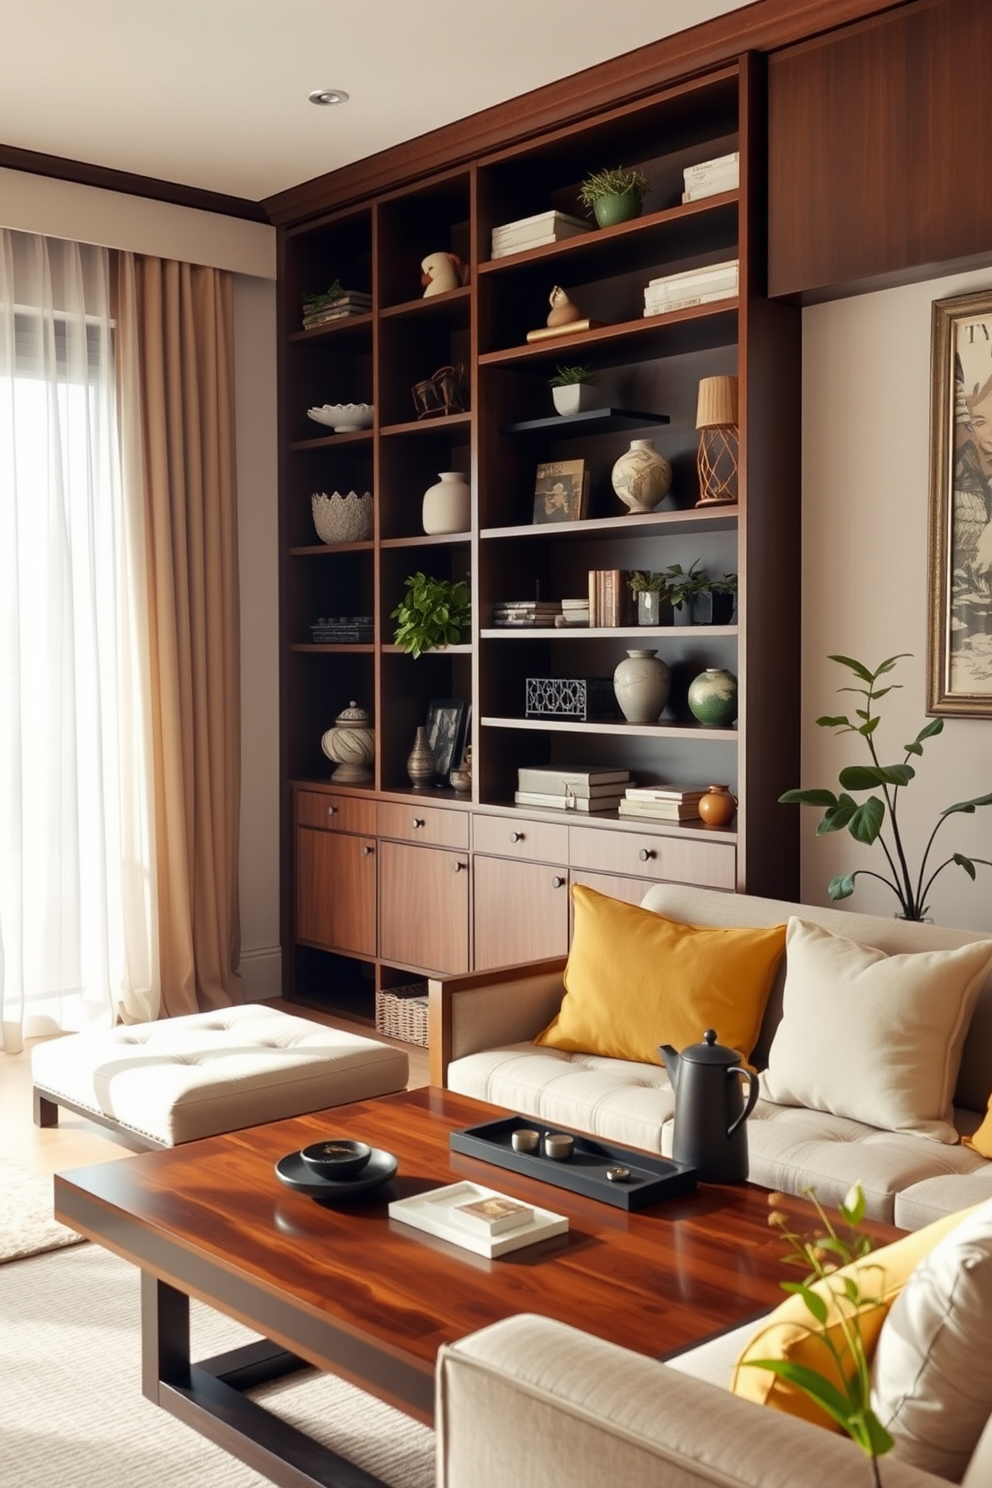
[31,1003,409,1149]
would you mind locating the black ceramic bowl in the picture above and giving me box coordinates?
[300,1139,372,1180]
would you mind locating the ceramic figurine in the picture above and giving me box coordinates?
[546,286,583,327]
[421,252,469,298]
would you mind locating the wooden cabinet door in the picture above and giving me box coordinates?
[296,827,377,957]
[378,840,470,975]
[473,855,570,971]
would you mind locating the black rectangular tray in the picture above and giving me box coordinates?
[449,1114,696,1211]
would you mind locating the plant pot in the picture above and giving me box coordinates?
[611,439,672,515]
[552,383,598,416]
[422,471,470,535]
[592,190,643,228]
[636,591,674,626]
[687,668,738,728]
[691,591,736,626]
[613,649,671,724]
[671,602,694,627]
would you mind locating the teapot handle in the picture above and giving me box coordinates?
[727,1066,759,1138]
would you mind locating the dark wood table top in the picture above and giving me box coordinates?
[55,1086,901,1423]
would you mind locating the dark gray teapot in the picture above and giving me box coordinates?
[659,1029,759,1183]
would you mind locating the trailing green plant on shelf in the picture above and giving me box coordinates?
[391,572,471,659]
[548,364,598,388]
[577,165,650,212]
[780,652,992,920]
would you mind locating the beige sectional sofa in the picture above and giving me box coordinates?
[431,883,992,1227]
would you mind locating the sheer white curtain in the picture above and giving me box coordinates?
[0,230,159,1051]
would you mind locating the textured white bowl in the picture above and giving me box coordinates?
[307,403,374,432]
[311,491,373,544]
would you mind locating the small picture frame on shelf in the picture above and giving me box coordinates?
[533,459,589,524]
[425,699,468,785]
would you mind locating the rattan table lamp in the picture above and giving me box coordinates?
[695,374,739,506]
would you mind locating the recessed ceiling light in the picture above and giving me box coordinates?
[309,88,350,107]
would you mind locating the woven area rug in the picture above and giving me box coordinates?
[0,1242,435,1488]
[0,1157,87,1263]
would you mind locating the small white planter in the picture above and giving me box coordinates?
[552,383,598,416]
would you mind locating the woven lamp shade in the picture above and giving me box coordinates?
[696,375,739,429]
[695,375,739,507]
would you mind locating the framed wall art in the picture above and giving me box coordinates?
[928,289,992,715]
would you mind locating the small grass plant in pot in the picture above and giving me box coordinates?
[628,571,674,626]
[391,572,471,658]
[577,166,650,228]
[548,364,599,417]
[780,652,992,919]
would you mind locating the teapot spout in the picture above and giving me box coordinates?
[659,1044,680,1089]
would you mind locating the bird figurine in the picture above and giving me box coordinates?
[546,286,583,327]
[421,252,469,298]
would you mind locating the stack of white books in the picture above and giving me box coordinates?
[682,152,739,203]
[491,210,591,259]
[643,259,739,317]
[555,597,591,627]
[515,764,631,813]
[618,785,706,822]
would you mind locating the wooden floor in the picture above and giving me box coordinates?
[0,998,430,1179]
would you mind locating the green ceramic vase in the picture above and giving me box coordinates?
[687,668,738,728]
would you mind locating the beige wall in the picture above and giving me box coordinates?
[802,267,992,931]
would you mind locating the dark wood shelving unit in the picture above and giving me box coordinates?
[277,50,801,1015]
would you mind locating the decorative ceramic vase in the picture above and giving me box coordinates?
[687,668,738,728]
[311,490,373,544]
[613,649,671,723]
[422,471,470,535]
[406,726,436,788]
[552,384,598,416]
[611,439,672,515]
[448,745,472,794]
[698,784,738,826]
[592,190,643,228]
[321,700,375,783]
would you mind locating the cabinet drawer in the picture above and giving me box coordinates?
[568,826,736,890]
[472,813,568,863]
[296,790,377,835]
[377,801,469,849]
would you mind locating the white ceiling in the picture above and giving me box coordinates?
[0,1,754,203]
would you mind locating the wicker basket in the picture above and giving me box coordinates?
[375,982,429,1047]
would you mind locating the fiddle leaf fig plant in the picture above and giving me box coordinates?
[391,572,471,659]
[780,653,992,920]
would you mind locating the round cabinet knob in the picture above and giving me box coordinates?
[551,876,566,889]
[361,844,374,856]
[412,817,425,829]
[639,848,657,862]
[453,860,466,873]
[510,831,524,843]
[326,804,338,817]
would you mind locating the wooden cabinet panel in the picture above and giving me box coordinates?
[472,813,569,864]
[297,790,377,835]
[568,870,658,911]
[377,802,469,850]
[473,856,570,970]
[296,828,377,957]
[568,826,735,890]
[378,840,470,975]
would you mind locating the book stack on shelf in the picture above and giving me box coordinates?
[492,599,563,628]
[618,785,705,822]
[555,597,591,627]
[681,151,740,203]
[515,765,632,814]
[490,210,591,260]
[309,616,375,643]
[302,289,372,329]
[642,259,739,317]
[588,570,637,627]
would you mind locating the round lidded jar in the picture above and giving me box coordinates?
[321,700,374,783]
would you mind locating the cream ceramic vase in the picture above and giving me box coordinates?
[611,438,672,514]
[613,649,671,723]
[422,471,470,535]
[320,700,374,783]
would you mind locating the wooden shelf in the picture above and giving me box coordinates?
[481,716,738,740]
[288,312,374,344]
[381,532,471,549]
[480,797,737,844]
[380,412,473,438]
[290,541,374,556]
[290,428,374,451]
[480,625,738,639]
[291,643,375,654]
[480,507,738,541]
[479,303,738,369]
[502,407,671,435]
[379,286,472,321]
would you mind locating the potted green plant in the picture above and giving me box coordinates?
[390,572,471,658]
[548,364,599,417]
[577,166,650,228]
[628,571,674,626]
[693,571,737,625]
[660,560,707,626]
[780,653,992,920]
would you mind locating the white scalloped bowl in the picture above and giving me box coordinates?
[311,491,373,544]
[307,402,374,432]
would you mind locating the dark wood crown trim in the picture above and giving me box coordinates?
[0,143,269,224]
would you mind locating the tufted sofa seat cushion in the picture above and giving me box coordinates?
[895,1167,992,1229]
[31,1004,409,1146]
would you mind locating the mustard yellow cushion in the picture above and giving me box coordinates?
[534,886,786,1064]
[964,1095,992,1159]
[731,1205,980,1431]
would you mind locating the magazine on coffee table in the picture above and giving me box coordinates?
[388,1181,568,1258]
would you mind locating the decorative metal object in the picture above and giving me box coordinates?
[411,364,469,419]
[525,676,616,721]
[695,375,739,506]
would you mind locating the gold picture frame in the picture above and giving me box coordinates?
[927,290,992,715]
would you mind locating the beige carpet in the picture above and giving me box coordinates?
[0,1157,87,1263]
[0,1241,435,1487]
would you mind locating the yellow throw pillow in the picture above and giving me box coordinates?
[534,886,786,1064]
[964,1097,992,1159]
[731,1205,980,1431]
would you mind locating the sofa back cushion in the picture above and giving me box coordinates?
[640,884,992,1113]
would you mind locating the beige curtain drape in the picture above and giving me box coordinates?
[116,254,242,1015]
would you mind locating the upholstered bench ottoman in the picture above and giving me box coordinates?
[31,1003,409,1149]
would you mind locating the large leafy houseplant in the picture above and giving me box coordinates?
[391,572,471,658]
[780,653,992,920]
[746,1184,893,1488]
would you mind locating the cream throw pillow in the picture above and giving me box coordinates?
[759,918,992,1143]
[871,1200,992,1481]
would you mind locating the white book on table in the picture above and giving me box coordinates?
[389,1181,567,1258]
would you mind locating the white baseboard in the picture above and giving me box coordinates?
[238,944,283,1003]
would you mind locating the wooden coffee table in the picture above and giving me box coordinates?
[54,1087,898,1488]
